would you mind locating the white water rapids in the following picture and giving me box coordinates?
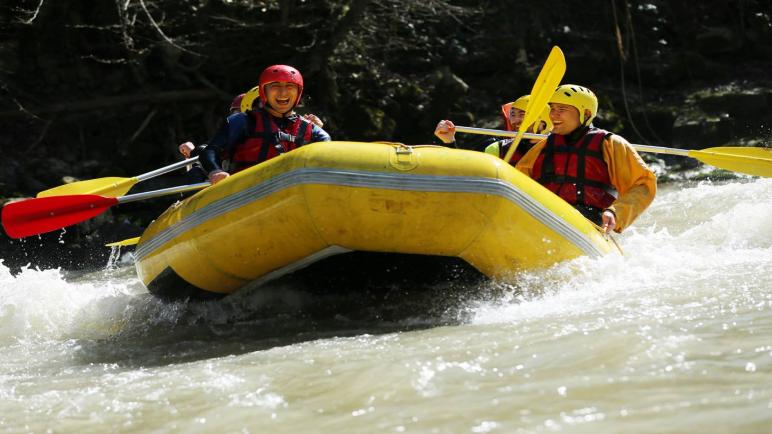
[1,178,770,433]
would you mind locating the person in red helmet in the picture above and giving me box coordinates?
[200,65,331,184]
[229,93,245,113]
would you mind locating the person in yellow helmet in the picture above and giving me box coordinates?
[434,95,550,164]
[515,84,656,233]
[483,95,552,164]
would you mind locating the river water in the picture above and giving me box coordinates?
[1,178,770,433]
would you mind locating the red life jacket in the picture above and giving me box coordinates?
[230,109,313,173]
[532,128,618,215]
[498,139,535,165]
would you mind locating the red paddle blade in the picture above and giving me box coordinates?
[2,194,118,239]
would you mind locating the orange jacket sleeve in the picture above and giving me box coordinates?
[601,134,657,232]
[515,135,656,232]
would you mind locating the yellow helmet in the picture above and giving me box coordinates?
[549,84,598,126]
[240,86,260,112]
[501,95,552,133]
[512,95,530,111]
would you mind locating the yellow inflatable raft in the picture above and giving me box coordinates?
[134,141,620,300]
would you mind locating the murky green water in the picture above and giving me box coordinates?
[1,178,770,433]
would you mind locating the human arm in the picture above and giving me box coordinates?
[600,210,617,233]
[602,134,657,232]
[303,113,324,128]
[434,120,457,146]
[310,124,331,142]
[179,142,207,159]
[199,112,250,184]
[179,141,195,158]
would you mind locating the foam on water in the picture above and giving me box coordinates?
[470,178,772,325]
[0,265,128,343]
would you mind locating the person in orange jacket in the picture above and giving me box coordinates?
[515,84,656,233]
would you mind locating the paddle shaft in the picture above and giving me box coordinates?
[100,181,210,247]
[455,125,772,177]
[116,181,209,204]
[456,126,691,157]
[36,156,202,198]
[135,156,199,182]
[456,126,546,141]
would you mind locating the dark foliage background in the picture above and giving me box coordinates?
[1,0,770,270]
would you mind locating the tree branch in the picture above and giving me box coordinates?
[306,0,374,74]
[0,89,221,119]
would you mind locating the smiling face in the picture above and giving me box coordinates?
[549,102,582,135]
[509,107,526,130]
[264,82,299,116]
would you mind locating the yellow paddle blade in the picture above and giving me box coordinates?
[689,147,772,178]
[37,177,138,198]
[504,46,566,163]
[105,237,140,247]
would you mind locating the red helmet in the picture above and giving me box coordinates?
[258,65,304,108]
[229,93,245,112]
